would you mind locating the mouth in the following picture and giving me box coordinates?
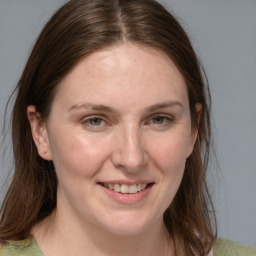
[98,182,154,194]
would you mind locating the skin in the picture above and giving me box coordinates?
[28,43,201,256]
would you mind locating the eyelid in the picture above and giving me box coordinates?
[81,115,110,130]
[149,113,174,120]
[144,113,174,125]
[81,114,106,121]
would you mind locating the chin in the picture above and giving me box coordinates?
[100,212,157,236]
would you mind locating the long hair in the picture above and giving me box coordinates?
[0,0,216,255]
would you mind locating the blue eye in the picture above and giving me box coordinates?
[146,115,173,128]
[88,117,103,126]
[82,116,107,130]
[152,116,167,124]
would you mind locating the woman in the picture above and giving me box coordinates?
[0,0,255,255]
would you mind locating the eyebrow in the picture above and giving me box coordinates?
[68,101,183,113]
[68,103,115,113]
[145,101,184,112]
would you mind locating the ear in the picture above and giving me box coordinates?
[186,103,202,158]
[27,105,52,160]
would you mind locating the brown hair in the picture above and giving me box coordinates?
[0,0,216,255]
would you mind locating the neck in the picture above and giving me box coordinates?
[32,209,175,256]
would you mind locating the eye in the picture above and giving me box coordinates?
[152,116,168,124]
[82,115,108,130]
[145,114,173,127]
[88,117,103,126]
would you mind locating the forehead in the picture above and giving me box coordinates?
[54,43,188,112]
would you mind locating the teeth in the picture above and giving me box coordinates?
[114,184,121,192]
[104,183,149,193]
[128,184,138,194]
[141,184,147,190]
[121,184,129,193]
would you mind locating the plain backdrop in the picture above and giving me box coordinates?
[0,0,256,247]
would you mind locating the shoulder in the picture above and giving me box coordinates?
[0,238,44,256]
[214,239,256,256]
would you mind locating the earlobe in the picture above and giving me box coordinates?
[186,103,202,158]
[27,105,52,160]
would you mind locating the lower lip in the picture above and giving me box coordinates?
[99,184,153,204]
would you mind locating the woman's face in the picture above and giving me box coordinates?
[30,43,200,235]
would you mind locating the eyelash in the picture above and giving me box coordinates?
[81,114,174,130]
[82,115,108,129]
[146,114,173,127]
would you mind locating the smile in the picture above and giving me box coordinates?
[102,183,148,194]
[98,182,154,204]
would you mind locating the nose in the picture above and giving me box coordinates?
[111,125,147,172]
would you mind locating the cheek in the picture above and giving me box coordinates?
[150,131,191,173]
[146,134,190,213]
[49,130,111,179]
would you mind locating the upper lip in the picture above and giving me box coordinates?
[97,180,154,185]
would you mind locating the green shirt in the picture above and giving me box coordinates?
[215,239,256,256]
[0,238,43,256]
[0,238,256,255]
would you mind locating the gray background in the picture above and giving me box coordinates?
[0,0,255,246]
